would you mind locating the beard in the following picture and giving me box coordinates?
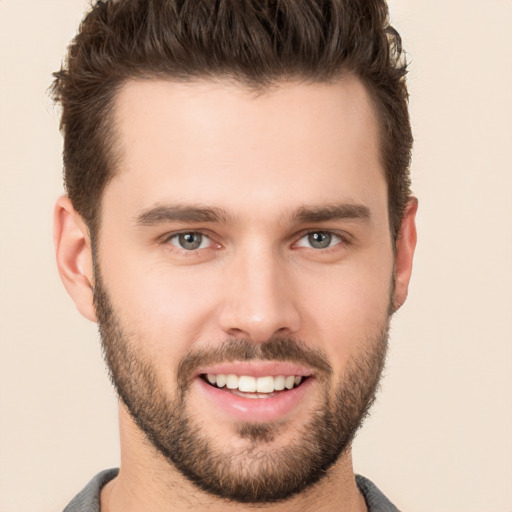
[93,267,390,504]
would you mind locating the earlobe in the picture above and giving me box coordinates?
[392,197,418,312]
[54,196,97,322]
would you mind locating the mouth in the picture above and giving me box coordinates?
[200,373,308,399]
[193,363,315,422]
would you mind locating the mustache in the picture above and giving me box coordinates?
[177,337,333,387]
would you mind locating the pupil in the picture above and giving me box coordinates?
[309,232,331,249]
[179,233,202,250]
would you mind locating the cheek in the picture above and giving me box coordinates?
[296,259,393,373]
[105,259,222,355]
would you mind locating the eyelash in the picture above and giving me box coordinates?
[162,229,350,254]
[164,231,218,254]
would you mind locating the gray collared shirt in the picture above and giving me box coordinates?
[63,468,400,511]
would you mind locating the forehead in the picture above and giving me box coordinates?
[106,77,386,223]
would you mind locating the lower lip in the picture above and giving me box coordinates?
[196,377,314,422]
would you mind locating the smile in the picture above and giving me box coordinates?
[202,374,305,398]
[194,362,315,421]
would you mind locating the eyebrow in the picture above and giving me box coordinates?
[134,201,371,226]
[293,203,371,223]
[134,204,233,225]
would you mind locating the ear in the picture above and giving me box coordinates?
[392,197,418,312]
[53,196,97,322]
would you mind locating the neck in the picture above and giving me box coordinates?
[101,404,367,512]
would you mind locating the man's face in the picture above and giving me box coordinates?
[93,77,398,502]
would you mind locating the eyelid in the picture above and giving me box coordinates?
[161,229,222,254]
[292,229,351,249]
[158,228,351,252]
[169,232,210,250]
[161,228,211,242]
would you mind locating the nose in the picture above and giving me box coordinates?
[217,243,301,342]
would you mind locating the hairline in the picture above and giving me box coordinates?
[87,72,397,246]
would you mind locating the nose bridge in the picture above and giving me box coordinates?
[218,238,300,341]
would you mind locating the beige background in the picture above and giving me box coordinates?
[1,0,511,511]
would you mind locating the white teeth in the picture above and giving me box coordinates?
[226,374,238,389]
[204,373,305,394]
[274,375,285,391]
[284,376,295,390]
[238,376,256,392]
[256,376,275,393]
[216,374,226,388]
[232,389,272,399]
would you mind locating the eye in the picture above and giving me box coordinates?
[168,232,211,251]
[296,231,342,249]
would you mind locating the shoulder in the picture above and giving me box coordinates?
[63,468,119,512]
[355,475,401,512]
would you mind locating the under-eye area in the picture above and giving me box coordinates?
[200,374,307,398]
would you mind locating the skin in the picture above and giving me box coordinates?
[54,76,417,511]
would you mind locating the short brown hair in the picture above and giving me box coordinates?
[52,0,412,239]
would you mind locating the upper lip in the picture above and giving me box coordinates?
[193,361,314,379]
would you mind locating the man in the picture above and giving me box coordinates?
[52,0,417,510]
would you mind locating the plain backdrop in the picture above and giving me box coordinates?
[1,1,511,511]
